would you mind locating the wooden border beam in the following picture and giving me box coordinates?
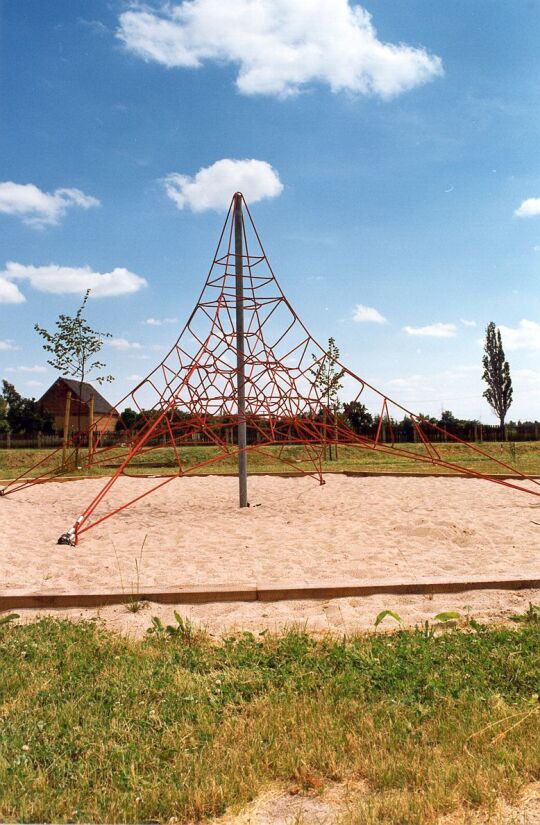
[0,575,538,611]
[2,472,539,486]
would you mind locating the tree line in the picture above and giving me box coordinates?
[0,381,54,435]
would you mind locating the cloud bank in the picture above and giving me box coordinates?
[5,365,47,374]
[107,337,142,350]
[0,340,19,352]
[143,317,178,326]
[0,181,99,227]
[0,262,147,300]
[403,322,457,338]
[163,159,283,212]
[118,0,442,99]
[499,319,540,351]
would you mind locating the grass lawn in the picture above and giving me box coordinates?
[0,615,538,823]
[1,440,540,480]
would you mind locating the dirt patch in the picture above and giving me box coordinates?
[209,781,363,825]
[439,781,540,824]
[205,782,540,825]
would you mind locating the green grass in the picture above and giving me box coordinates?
[0,617,538,823]
[1,440,540,480]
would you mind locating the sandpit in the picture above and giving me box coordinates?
[1,474,539,634]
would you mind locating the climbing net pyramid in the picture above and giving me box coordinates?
[3,193,539,543]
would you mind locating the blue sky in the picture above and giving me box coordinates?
[1,0,539,421]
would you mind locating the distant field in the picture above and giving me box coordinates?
[1,440,539,480]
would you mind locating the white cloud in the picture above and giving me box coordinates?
[387,375,424,388]
[0,276,25,304]
[163,159,283,212]
[127,373,143,381]
[118,0,442,99]
[515,198,540,217]
[499,319,540,351]
[107,337,142,350]
[1,262,147,298]
[403,322,457,338]
[352,304,387,324]
[460,318,476,327]
[0,340,20,351]
[5,365,47,374]
[24,380,44,389]
[143,317,178,326]
[0,181,99,227]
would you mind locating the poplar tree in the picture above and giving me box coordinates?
[482,321,512,438]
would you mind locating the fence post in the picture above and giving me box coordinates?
[62,391,72,469]
[87,395,94,467]
[37,431,42,449]
[6,431,11,449]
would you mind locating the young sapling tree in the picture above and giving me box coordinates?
[34,289,114,465]
[311,337,345,460]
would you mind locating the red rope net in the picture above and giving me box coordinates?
[2,193,539,543]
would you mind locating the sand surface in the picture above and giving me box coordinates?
[1,475,539,634]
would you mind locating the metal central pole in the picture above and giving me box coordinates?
[234,192,248,507]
